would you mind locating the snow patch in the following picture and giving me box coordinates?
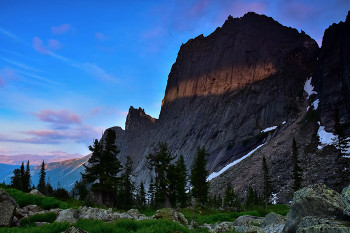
[271,193,278,205]
[207,144,265,181]
[304,77,317,99]
[312,99,319,110]
[282,121,286,125]
[261,126,277,133]
[317,121,337,149]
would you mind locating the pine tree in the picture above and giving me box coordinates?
[10,168,21,190]
[148,177,156,208]
[167,164,177,207]
[23,160,31,192]
[119,156,134,209]
[292,138,303,192]
[82,129,123,206]
[137,182,146,209]
[223,184,240,210]
[262,156,272,209]
[332,108,350,190]
[146,142,175,208]
[190,146,209,205]
[175,155,188,207]
[37,160,46,194]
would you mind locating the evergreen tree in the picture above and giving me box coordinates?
[148,177,156,208]
[37,160,46,194]
[175,155,188,207]
[292,138,303,192]
[190,146,209,205]
[10,168,21,190]
[46,181,54,196]
[245,185,261,208]
[223,184,240,210]
[167,164,177,207]
[262,156,272,209]
[332,108,350,190]
[146,142,175,208]
[23,160,31,192]
[82,129,123,206]
[119,156,134,209]
[136,182,146,208]
[20,162,25,190]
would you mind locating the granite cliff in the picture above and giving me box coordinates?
[103,12,349,202]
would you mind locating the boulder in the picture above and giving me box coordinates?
[64,226,89,233]
[342,184,350,217]
[283,184,346,233]
[29,189,45,197]
[153,208,188,225]
[296,216,350,233]
[56,208,79,223]
[233,215,264,233]
[214,221,236,232]
[78,206,117,221]
[259,212,286,233]
[19,204,43,217]
[0,188,17,227]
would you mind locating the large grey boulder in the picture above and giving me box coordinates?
[78,206,118,221]
[283,184,346,233]
[296,216,350,233]
[259,212,286,233]
[0,188,17,227]
[233,215,264,233]
[56,208,79,223]
[342,184,350,217]
[153,208,188,225]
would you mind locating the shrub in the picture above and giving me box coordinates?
[20,212,57,227]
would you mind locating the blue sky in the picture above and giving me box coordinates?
[0,0,349,157]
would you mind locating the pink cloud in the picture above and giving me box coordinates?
[23,130,58,137]
[48,39,63,50]
[33,37,49,54]
[95,32,110,41]
[51,24,73,35]
[34,109,81,125]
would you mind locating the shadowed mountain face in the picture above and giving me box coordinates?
[106,12,319,188]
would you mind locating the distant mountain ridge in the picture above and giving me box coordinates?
[0,153,83,165]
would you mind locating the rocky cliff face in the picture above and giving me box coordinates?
[101,12,349,201]
[315,11,350,133]
[109,12,317,177]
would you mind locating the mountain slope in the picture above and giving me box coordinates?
[104,12,318,191]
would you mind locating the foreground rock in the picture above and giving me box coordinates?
[283,184,347,233]
[56,209,80,223]
[29,189,45,197]
[296,216,350,233]
[233,215,264,233]
[342,184,350,217]
[153,208,188,225]
[259,212,286,233]
[0,188,17,227]
[64,226,88,233]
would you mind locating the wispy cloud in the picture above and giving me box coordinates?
[0,27,21,41]
[33,37,49,54]
[51,24,74,35]
[0,57,42,72]
[48,39,63,50]
[95,32,110,41]
[33,109,81,129]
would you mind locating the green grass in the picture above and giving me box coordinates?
[139,207,156,217]
[0,185,81,210]
[19,212,57,227]
[0,222,70,233]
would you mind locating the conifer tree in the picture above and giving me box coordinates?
[167,164,177,207]
[262,156,272,209]
[82,129,123,206]
[175,155,188,207]
[148,177,156,208]
[119,156,134,209]
[292,138,303,192]
[224,183,240,209]
[146,142,175,208]
[10,168,21,190]
[23,160,31,192]
[190,146,209,205]
[137,182,146,208]
[37,160,46,194]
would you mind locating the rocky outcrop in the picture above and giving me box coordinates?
[56,209,79,223]
[342,184,350,217]
[153,208,188,225]
[233,215,264,232]
[315,11,350,133]
[283,184,348,233]
[103,12,318,196]
[0,188,17,227]
[295,216,350,233]
[29,189,44,197]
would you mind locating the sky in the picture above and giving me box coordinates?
[0,0,349,157]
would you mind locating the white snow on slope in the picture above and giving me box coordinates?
[207,144,265,181]
[312,99,319,109]
[304,77,317,99]
[261,126,277,133]
[317,122,337,149]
